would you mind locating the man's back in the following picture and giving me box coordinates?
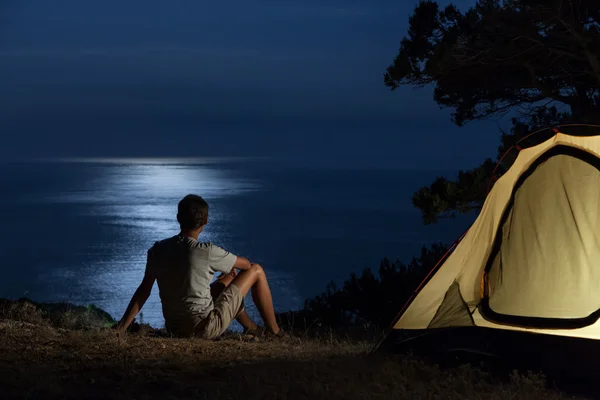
[116,194,287,340]
[146,234,237,335]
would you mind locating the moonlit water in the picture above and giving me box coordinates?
[0,158,473,329]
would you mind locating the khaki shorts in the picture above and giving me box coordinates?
[193,284,244,340]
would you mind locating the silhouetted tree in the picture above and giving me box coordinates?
[385,0,600,223]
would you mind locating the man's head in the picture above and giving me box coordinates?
[177,194,209,231]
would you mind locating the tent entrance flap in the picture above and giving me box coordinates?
[481,148,600,329]
[428,281,474,329]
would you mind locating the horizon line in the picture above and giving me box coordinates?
[6,156,272,165]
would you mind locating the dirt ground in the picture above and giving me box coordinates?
[0,316,585,400]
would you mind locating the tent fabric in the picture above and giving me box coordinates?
[427,281,474,329]
[393,132,600,340]
[487,155,600,320]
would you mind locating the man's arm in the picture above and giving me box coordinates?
[217,256,251,279]
[219,256,251,279]
[115,269,155,333]
[233,256,252,270]
[209,244,251,278]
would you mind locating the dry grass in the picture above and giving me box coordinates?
[0,300,588,400]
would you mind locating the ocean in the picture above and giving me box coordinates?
[0,158,473,328]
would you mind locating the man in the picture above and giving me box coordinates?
[115,194,287,339]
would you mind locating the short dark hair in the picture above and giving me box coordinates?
[177,194,209,230]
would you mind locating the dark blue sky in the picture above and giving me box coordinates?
[0,0,507,169]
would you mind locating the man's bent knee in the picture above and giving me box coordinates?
[250,263,265,277]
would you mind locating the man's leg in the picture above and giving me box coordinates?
[230,263,282,335]
[210,274,259,332]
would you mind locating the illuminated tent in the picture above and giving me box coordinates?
[376,125,600,358]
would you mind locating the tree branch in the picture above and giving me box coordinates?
[551,14,600,86]
[523,62,574,104]
[583,49,600,87]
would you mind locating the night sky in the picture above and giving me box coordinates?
[1,0,506,169]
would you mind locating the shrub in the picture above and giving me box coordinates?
[278,243,449,336]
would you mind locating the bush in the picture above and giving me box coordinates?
[278,243,449,336]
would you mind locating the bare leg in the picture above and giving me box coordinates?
[230,263,281,334]
[210,275,258,332]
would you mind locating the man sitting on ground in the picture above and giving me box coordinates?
[115,194,287,339]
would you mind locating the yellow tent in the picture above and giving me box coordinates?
[376,125,600,359]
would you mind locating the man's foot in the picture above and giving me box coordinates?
[265,329,294,341]
[243,326,266,337]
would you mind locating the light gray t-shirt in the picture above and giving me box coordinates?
[145,235,237,334]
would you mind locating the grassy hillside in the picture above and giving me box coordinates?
[0,298,587,400]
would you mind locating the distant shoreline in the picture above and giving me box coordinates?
[1,156,269,165]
